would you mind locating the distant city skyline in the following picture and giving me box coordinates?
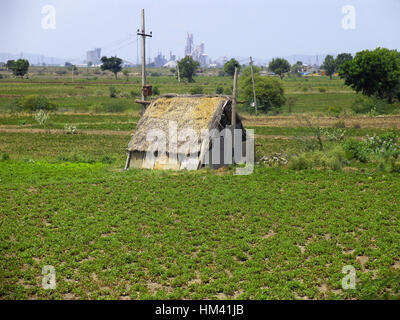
[1,0,399,66]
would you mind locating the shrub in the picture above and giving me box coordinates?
[64,123,78,134]
[216,86,224,94]
[189,86,204,94]
[318,87,326,93]
[328,106,343,117]
[19,95,57,112]
[34,109,49,127]
[109,86,118,98]
[240,74,286,113]
[321,127,346,141]
[130,89,140,98]
[1,153,10,161]
[343,139,369,162]
[289,154,310,170]
[100,155,115,164]
[153,86,160,96]
[223,86,232,95]
[351,97,396,115]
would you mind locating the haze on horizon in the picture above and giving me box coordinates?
[1,0,399,63]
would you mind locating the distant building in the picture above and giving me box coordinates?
[184,33,210,67]
[154,52,167,67]
[86,48,101,66]
[163,61,177,68]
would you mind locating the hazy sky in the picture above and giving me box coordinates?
[1,0,399,62]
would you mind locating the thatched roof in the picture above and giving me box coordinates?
[128,94,234,154]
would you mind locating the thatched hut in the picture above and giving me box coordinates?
[125,94,247,170]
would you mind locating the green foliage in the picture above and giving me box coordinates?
[100,56,123,79]
[341,48,400,103]
[109,86,118,98]
[240,74,286,113]
[268,58,290,79]
[152,86,160,96]
[16,95,58,112]
[343,139,370,162]
[12,59,30,77]
[34,109,49,127]
[223,58,241,77]
[1,153,10,161]
[215,86,224,94]
[289,146,347,171]
[177,56,199,83]
[351,96,397,115]
[6,60,15,70]
[122,69,129,80]
[328,106,343,117]
[335,53,353,75]
[321,127,346,141]
[64,123,78,134]
[189,86,204,95]
[321,55,337,80]
[103,101,126,113]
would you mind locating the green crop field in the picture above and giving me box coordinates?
[1,69,400,300]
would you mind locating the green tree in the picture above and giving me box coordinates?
[335,53,353,75]
[321,55,337,80]
[122,69,129,81]
[100,56,123,79]
[177,56,199,83]
[240,74,286,113]
[241,65,261,77]
[223,58,241,78]
[341,48,400,103]
[6,60,15,70]
[12,59,30,77]
[291,61,303,75]
[268,58,290,79]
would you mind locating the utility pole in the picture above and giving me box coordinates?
[176,62,181,82]
[137,8,152,115]
[250,56,257,115]
[231,66,238,161]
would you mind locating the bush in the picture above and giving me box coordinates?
[64,123,78,134]
[318,87,326,93]
[216,86,224,94]
[351,97,397,115]
[240,74,286,113]
[289,147,346,171]
[1,153,10,161]
[18,95,57,112]
[321,127,346,141]
[223,86,232,95]
[153,86,160,96]
[109,86,118,98]
[328,106,343,117]
[343,139,369,162]
[189,86,204,94]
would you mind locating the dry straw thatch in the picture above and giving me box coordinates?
[128,94,232,154]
